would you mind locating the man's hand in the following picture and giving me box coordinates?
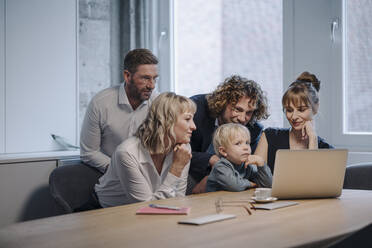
[192,155,219,194]
[209,155,220,167]
[192,176,208,194]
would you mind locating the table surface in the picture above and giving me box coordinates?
[1,189,372,248]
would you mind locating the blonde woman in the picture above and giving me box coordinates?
[254,72,333,173]
[95,92,197,207]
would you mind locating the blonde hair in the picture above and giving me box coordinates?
[212,123,251,157]
[135,92,196,154]
[282,71,321,114]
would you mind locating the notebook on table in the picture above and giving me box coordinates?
[271,149,348,199]
[253,201,298,210]
[136,206,191,215]
[178,214,236,225]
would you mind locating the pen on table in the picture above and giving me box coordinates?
[149,204,181,210]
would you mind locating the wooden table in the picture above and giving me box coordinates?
[1,189,372,248]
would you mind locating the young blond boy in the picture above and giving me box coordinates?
[206,123,272,192]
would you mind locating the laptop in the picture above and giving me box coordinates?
[271,149,348,199]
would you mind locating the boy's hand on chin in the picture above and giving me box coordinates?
[245,154,265,167]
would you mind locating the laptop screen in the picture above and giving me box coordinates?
[271,149,348,199]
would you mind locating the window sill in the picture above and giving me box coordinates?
[0,150,80,164]
[348,151,372,165]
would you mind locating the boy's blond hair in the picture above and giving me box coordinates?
[212,123,251,156]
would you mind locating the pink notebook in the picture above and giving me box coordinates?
[136,206,191,215]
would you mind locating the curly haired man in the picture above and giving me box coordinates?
[188,75,269,194]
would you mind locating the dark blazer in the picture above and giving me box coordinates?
[264,127,334,173]
[189,94,264,182]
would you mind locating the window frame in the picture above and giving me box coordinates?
[330,0,372,151]
[161,0,372,154]
[148,0,174,93]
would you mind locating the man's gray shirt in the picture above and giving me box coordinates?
[80,83,157,172]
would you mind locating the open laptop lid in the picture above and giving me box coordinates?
[271,149,348,199]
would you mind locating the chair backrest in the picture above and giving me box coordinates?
[343,162,372,190]
[49,162,103,213]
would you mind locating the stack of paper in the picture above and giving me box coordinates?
[136,206,191,215]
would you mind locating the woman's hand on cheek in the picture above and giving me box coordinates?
[302,120,316,140]
[304,120,319,149]
[170,144,192,177]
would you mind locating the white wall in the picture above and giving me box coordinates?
[0,0,5,153]
[0,0,79,227]
[1,0,78,154]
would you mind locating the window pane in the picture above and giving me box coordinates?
[345,0,372,133]
[175,0,283,127]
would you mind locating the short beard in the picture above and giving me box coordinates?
[127,78,143,102]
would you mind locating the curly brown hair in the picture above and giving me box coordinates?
[206,75,269,124]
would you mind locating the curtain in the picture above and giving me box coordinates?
[120,0,152,78]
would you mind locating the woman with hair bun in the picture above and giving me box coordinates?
[254,71,333,173]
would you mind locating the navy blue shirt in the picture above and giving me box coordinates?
[265,127,334,173]
[189,94,264,182]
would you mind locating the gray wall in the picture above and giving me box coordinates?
[79,0,121,128]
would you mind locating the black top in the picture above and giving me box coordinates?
[265,127,334,173]
[189,94,264,182]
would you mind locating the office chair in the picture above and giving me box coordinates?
[49,162,103,214]
[343,162,372,190]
